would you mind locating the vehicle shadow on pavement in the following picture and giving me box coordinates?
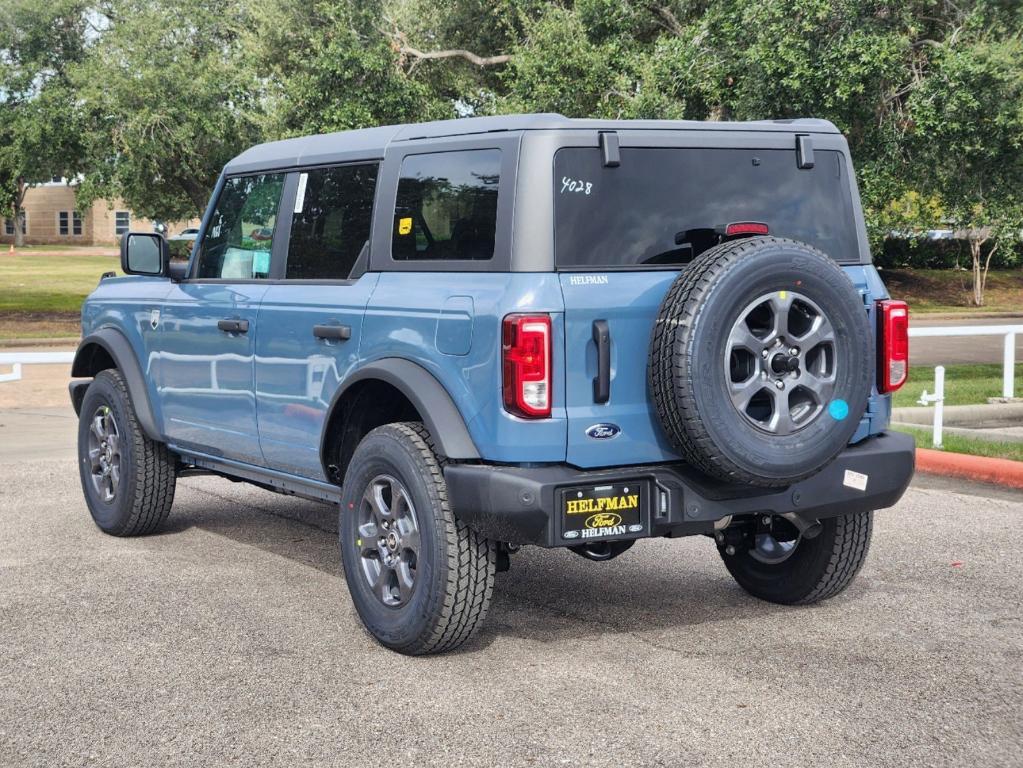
[165,476,793,646]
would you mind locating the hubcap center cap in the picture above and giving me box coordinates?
[385,531,399,551]
[770,352,800,375]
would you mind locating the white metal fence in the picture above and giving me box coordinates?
[0,351,74,383]
[907,324,1022,447]
[908,324,1021,400]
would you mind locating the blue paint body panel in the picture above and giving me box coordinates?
[362,272,569,463]
[254,274,380,479]
[80,262,893,474]
[155,282,269,464]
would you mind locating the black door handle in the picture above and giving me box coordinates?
[313,324,352,341]
[217,318,249,334]
[592,319,610,404]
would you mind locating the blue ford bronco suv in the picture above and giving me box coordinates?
[70,114,914,655]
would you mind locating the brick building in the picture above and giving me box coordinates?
[1,179,199,246]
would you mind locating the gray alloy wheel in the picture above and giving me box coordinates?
[77,368,176,537]
[356,474,421,608]
[86,405,122,503]
[339,422,497,655]
[649,237,872,487]
[725,291,837,435]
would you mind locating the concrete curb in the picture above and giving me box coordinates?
[916,447,1023,490]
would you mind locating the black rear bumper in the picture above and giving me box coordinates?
[444,432,915,547]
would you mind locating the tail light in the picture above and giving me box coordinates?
[877,300,909,393]
[503,314,552,418]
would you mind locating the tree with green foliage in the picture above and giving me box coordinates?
[72,0,264,221]
[905,25,1023,305]
[0,0,87,246]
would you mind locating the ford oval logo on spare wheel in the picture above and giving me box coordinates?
[585,423,621,440]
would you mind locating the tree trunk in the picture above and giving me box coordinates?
[13,177,26,248]
[969,236,992,307]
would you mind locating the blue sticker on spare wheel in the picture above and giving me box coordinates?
[828,399,849,420]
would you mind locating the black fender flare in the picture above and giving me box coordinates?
[320,358,481,470]
[71,328,161,441]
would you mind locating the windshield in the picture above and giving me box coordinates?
[554,147,859,268]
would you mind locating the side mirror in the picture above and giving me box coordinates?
[120,232,169,276]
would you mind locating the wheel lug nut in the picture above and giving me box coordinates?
[724,545,736,556]
[761,349,768,358]
[789,347,799,356]
[774,380,785,390]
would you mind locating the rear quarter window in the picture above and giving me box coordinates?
[391,149,500,261]
[554,147,859,268]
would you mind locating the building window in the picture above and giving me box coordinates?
[58,211,83,236]
[5,215,26,235]
[114,211,130,235]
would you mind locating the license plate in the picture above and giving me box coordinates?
[560,482,645,541]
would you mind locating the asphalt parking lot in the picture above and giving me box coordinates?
[0,405,1021,767]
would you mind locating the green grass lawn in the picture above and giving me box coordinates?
[0,251,119,313]
[893,363,1023,408]
[893,424,1023,463]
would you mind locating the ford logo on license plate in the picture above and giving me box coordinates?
[585,423,620,440]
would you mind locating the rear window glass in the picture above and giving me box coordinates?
[391,149,500,261]
[554,147,858,268]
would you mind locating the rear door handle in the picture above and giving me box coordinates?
[313,324,352,341]
[592,319,610,404]
[217,318,249,334]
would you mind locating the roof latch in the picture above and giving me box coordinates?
[599,131,620,168]
[796,134,815,169]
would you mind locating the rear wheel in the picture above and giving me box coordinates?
[718,511,873,605]
[339,423,496,655]
[77,369,176,536]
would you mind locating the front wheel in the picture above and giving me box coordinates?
[718,511,873,605]
[339,423,496,655]
[77,368,176,536]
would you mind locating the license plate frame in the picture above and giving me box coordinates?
[558,481,648,543]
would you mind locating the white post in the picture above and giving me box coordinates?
[1004,332,1016,399]
[933,365,945,449]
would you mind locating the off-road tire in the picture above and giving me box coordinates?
[77,368,176,536]
[339,422,496,655]
[720,511,873,605]
[649,237,872,487]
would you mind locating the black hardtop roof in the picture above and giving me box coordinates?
[223,114,840,175]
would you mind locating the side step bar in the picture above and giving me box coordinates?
[171,446,341,505]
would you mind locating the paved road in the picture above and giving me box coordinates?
[1,409,1021,767]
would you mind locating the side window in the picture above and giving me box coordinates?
[196,173,285,279]
[392,149,500,261]
[286,163,378,280]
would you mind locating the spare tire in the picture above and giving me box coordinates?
[649,237,872,487]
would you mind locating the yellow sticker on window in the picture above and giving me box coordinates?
[398,217,412,236]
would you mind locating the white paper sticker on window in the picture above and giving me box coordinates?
[843,469,868,492]
[294,172,308,214]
